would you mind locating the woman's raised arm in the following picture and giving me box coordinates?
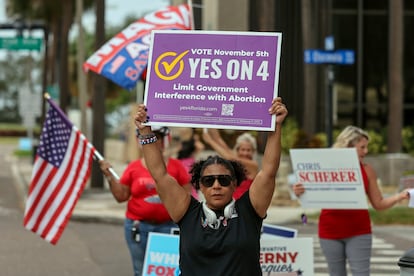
[249,97,288,217]
[134,104,191,222]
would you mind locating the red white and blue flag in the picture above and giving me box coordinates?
[83,4,192,90]
[23,97,95,245]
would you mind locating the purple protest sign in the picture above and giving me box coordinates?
[144,30,282,131]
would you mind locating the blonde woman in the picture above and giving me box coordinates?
[293,125,410,276]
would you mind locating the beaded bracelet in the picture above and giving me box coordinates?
[137,132,156,139]
[139,135,158,145]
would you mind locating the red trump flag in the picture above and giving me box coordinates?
[23,97,95,245]
[83,4,192,90]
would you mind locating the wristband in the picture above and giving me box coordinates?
[139,135,158,145]
[138,133,156,139]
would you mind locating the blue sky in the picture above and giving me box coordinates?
[0,0,170,30]
[83,0,170,31]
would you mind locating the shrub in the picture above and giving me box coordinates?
[281,118,325,153]
[0,123,41,137]
[366,129,387,154]
[279,121,398,154]
[402,125,414,154]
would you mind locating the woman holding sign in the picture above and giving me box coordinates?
[293,125,410,276]
[134,97,288,275]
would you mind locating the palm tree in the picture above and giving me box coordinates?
[75,0,88,136]
[90,0,107,188]
[387,0,404,152]
[301,0,318,136]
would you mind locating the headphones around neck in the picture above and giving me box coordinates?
[202,199,236,227]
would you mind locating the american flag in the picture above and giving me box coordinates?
[23,98,95,245]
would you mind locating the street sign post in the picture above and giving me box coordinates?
[0,37,42,51]
[304,45,355,146]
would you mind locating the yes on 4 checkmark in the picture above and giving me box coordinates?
[154,50,189,80]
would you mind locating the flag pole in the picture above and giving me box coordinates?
[92,150,120,180]
[43,93,120,180]
[188,0,195,30]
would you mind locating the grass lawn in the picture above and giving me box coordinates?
[0,136,19,144]
[306,205,414,225]
[0,136,33,157]
[369,206,414,225]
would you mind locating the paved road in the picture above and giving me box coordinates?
[283,222,413,275]
[0,143,132,276]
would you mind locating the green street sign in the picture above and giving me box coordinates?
[0,37,42,51]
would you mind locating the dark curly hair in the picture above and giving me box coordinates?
[189,155,247,190]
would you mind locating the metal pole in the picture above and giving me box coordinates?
[326,65,334,147]
[357,0,363,126]
[324,35,334,147]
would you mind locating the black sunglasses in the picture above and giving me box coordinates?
[200,175,234,187]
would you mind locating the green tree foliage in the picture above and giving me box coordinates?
[366,129,387,154]
[402,125,414,155]
[282,118,324,154]
[279,119,414,155]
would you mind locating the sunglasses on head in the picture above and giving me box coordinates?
[200,175,234,187]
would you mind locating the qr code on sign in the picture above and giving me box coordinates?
[221,104,234,116]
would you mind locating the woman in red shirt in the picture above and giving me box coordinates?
[293,125,410,276]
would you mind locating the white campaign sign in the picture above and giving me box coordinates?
[260,237,314,276]
[289,148,368,209]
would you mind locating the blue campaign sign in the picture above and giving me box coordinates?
[143,233,180,276]
[304,49,355,65]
